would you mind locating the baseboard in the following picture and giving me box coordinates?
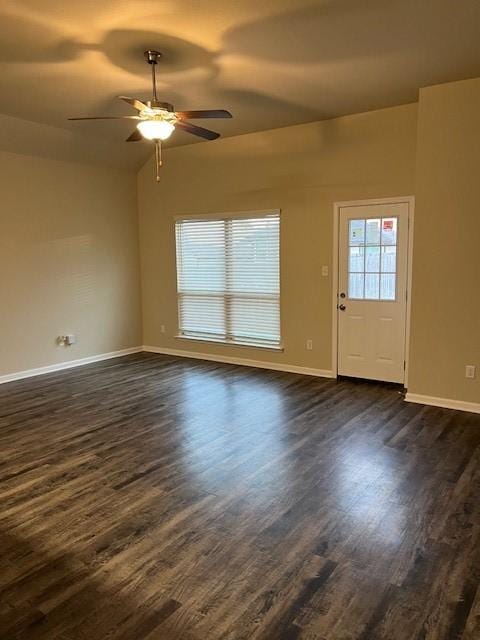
[0,344,334,385]
[0,347,143,385]
[405,392,480,415]
[143,345,334,378]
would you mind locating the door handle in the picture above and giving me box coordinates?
[338,304,346,311]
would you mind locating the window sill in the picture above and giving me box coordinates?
[175,335,284,352]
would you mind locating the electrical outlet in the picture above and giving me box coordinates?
[160,325,166,334]
[321,265,329,277]
[465,365,476,379]
[306,339,313,351]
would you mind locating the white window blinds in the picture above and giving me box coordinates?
[175,212,280,347]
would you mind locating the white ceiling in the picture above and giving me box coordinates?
[1,0,479,169]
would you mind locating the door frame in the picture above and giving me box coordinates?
[332,196,415,387]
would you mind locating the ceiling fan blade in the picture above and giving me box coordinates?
[126,129,143,142]
[68,115,142,121]
[175,109,232,120]
[118,96,148,111]
[175,121,220,140]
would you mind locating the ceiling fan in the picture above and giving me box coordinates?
[69,50,232,182]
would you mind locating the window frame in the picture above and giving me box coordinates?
[174,209,283,350]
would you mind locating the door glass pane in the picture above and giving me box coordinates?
[349,273,364,299]
[365,273,380,299]
[365,246,380,272]
[349,220,365,246]
[347,215,398,301]
[349,246,364,272]
[381,246,396,272]
[366,219,381,244]
[380,274,396,300]
[381,218,397,245]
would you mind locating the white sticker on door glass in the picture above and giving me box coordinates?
[349,220,365,245]
[348,217,398,301]
[366,219,381,244]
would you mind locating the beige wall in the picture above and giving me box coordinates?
[408,78,480,403]
[0,151,142,377]
[138,104,417,371]
[3,81,477,403]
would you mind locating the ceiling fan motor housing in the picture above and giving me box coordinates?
[148,101,174,112]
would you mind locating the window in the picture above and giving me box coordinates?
[175,212,281,348]
[348,217,398,300]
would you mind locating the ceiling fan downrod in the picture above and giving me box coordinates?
[144,50,161,104]
[146,50,163,180]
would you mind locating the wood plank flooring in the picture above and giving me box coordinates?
[0,352,479,639]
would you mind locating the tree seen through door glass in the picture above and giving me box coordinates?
[347,217,397,300]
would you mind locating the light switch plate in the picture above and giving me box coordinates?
[465,365,476,379]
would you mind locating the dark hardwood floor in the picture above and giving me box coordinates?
[0,353,479,640]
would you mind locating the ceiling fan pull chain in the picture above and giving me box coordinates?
[155,140,162,182]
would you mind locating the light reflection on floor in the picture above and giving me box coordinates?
[333,437,407,548]
[173,367,290,497]
[162,365,408,553]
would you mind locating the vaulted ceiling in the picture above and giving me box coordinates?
[1,0,479,169]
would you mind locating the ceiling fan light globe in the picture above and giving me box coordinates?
[137,120,175,141]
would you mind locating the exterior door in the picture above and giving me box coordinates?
[337,202,409,383]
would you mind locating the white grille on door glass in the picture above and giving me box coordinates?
[348,217,397,300]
